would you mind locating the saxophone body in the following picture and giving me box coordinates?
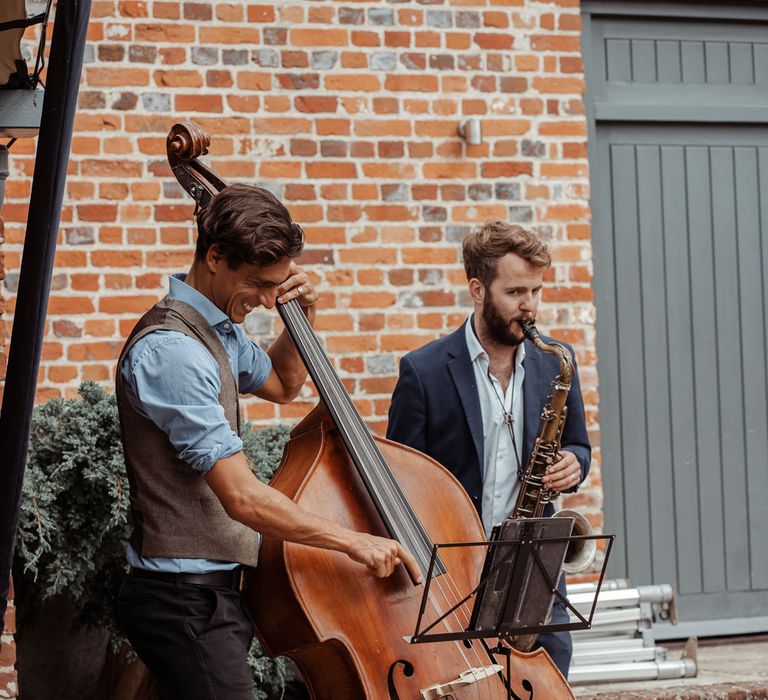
[501,319,596,653]
[513,318,596,575]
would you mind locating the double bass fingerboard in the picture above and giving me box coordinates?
[278,299,446,581]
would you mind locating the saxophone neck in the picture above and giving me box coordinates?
[516,319,573,382]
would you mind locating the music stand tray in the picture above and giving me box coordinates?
[409,518,614,645]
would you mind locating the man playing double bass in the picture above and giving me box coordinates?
[387,221,591,679]
[116,183,421,699]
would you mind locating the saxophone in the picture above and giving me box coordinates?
[470,320,598,649]
[512,318,596,574]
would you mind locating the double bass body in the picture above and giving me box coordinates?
[248,405,572,699]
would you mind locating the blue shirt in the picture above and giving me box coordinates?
[122,274,272,572]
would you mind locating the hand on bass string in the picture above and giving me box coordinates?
[345,532,423,584]
[277,261,318,309]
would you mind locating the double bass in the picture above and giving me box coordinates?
[167,121,574,700]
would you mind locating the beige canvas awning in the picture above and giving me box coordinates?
[1,0,34,88]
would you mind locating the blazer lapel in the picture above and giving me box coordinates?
[446,325,485,475]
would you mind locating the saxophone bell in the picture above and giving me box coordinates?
[555,509,597,574]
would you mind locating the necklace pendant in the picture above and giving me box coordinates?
[504,412,514,426]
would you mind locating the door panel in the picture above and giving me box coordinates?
[593,125,768,622]
[584,3,768,632]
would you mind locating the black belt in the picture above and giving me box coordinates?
[128,566,250,592]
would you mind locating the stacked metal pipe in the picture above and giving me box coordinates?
[568,579,698,685]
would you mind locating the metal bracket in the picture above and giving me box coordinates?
[681,635,698,665]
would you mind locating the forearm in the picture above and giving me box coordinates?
[208,452,353,554]
[265,328,310,401]
[205,451,423,581]
[248,483,353,550]
[261,264,318,402]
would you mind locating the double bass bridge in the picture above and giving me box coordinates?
[420,664,504,699]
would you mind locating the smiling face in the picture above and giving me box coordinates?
[207,247,292,323]
[472,252,544,347]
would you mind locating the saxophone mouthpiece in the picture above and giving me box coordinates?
[517,318,540,342]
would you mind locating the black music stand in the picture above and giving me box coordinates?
[408,517,614,700]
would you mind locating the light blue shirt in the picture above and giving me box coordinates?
[465,316,526,537]
[122,274,272,572]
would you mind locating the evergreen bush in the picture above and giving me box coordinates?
[16,381,293,699]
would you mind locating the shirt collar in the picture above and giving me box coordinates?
[168,273,231,328]
[464,314,526,368]
[465,314,487,363]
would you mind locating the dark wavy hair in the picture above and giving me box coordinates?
[195,184,304,268]
[462,221,551,287]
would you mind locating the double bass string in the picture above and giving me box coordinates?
[278,300,495,698]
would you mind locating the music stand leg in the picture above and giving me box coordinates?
[488,643,513,700]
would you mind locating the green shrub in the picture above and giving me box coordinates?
[16,381,292,699]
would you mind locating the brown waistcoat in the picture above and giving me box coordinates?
[115,296,260,567]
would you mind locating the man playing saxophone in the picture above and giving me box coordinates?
[387,221,591,679]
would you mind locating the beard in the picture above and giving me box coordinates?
[481,291,524,347]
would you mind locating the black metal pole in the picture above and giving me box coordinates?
[0,0,92,629]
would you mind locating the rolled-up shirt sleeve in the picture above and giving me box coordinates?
[236,328,272,395]
[122,331,243,474]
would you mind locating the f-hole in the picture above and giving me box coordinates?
[387,659,415,700]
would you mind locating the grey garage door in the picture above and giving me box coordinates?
[583,2,768,636]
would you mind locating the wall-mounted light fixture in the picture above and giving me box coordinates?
[458,118,483,146]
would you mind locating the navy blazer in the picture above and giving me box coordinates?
[386,322,591,519]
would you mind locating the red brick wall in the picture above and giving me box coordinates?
[3,0,601,524]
